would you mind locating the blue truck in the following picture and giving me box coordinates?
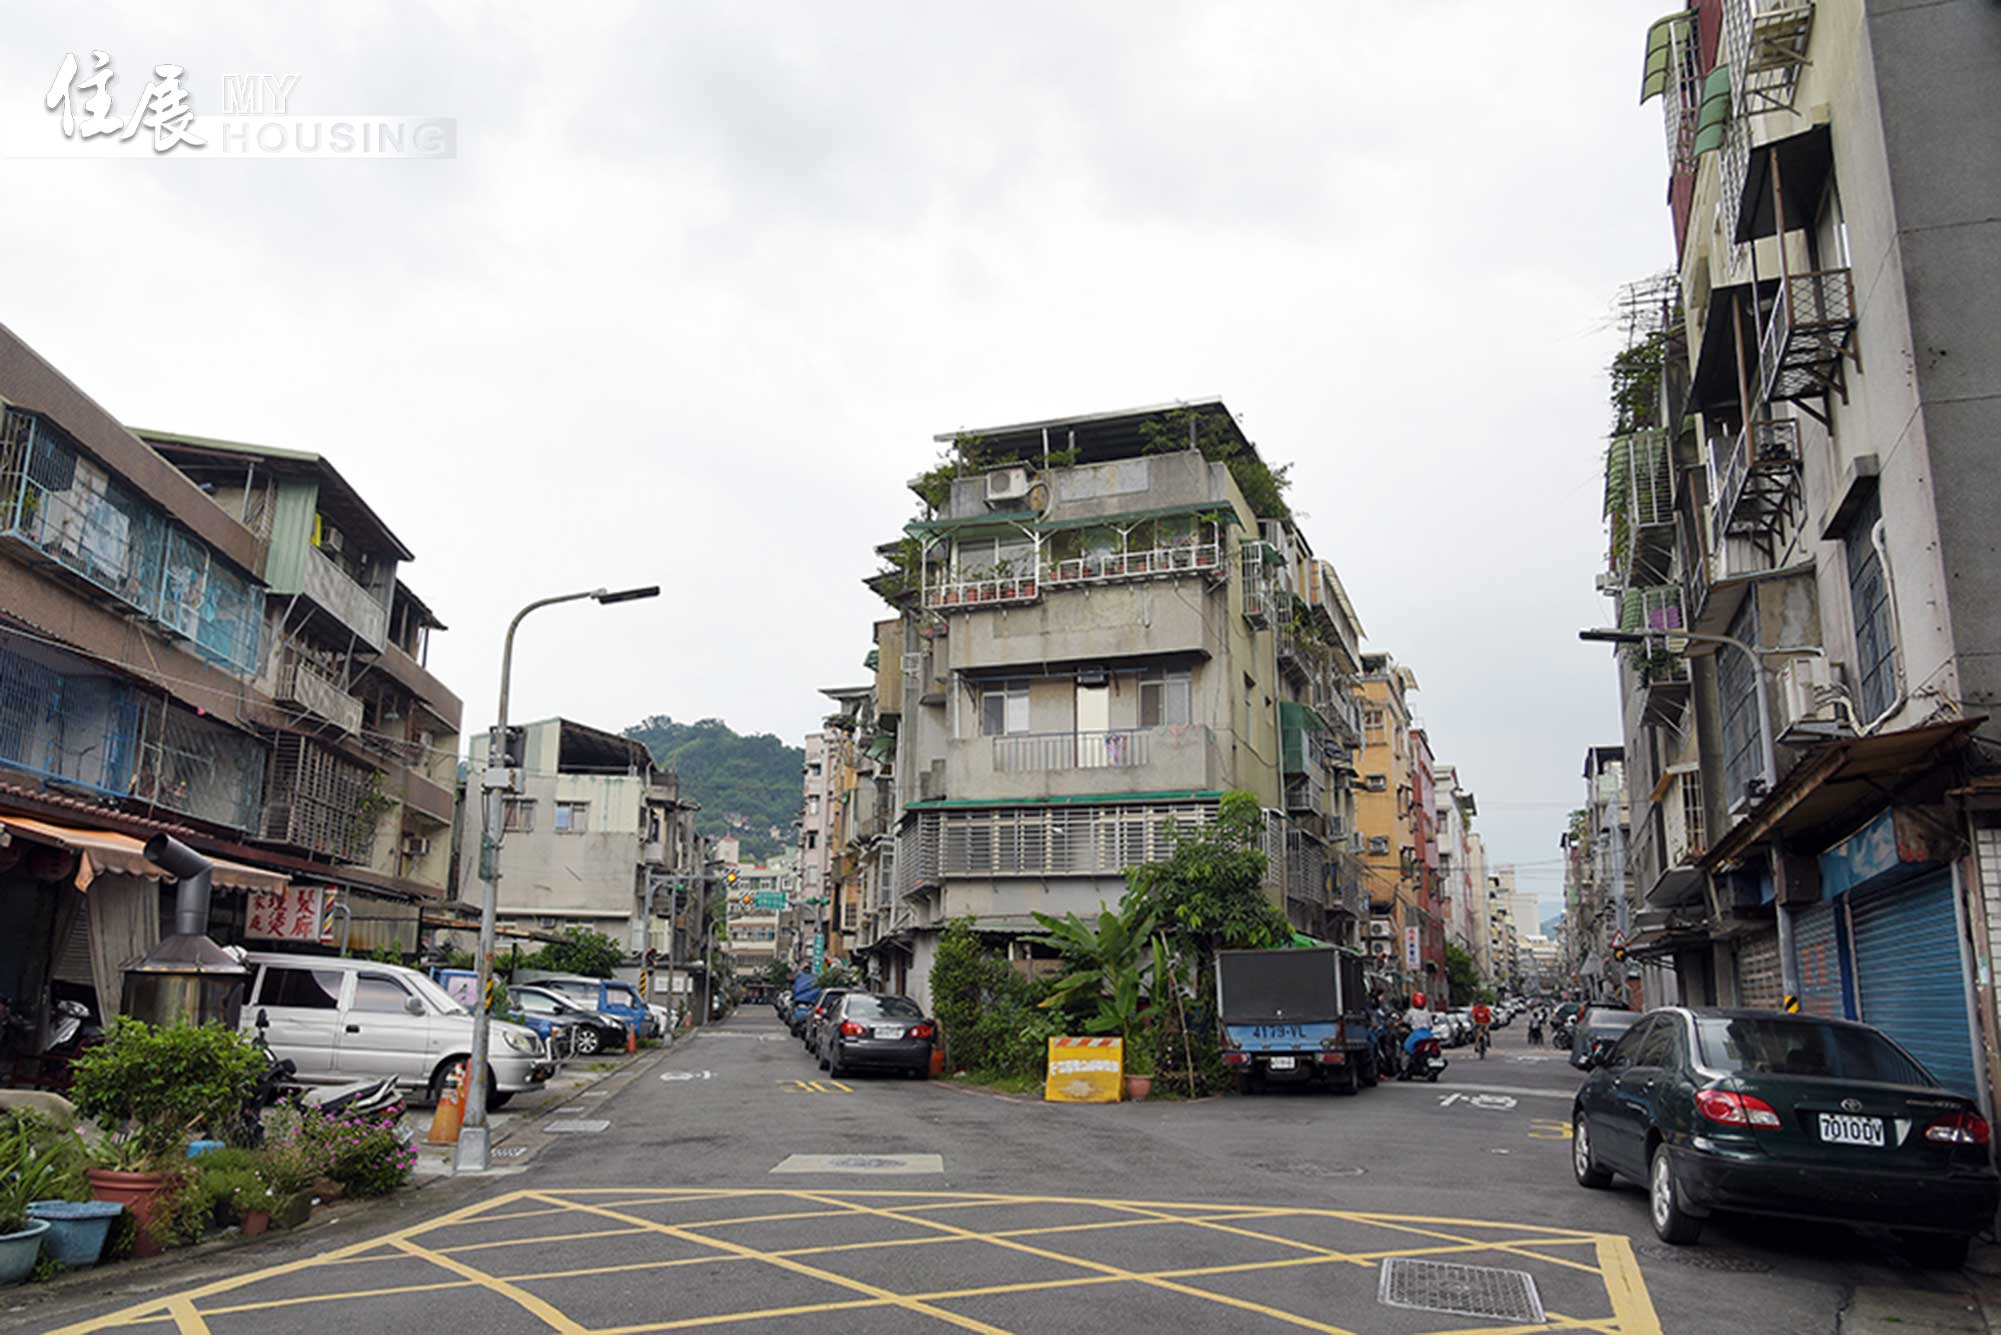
[1216,946,1377,1094]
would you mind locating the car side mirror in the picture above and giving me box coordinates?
[405,996,426,1016]
[255,1008,269,1031]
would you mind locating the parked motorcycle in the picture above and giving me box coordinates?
[240,1010,406,1145]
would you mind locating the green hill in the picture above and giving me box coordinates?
[624,716,802,861]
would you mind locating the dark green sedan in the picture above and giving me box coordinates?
[1572,1007,1998,1267]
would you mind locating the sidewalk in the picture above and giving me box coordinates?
[404,1041,666,1179]
[1840,1244,2001,1334]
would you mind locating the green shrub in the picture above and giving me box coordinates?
[932,919,1068,1080]
[316,1112,414,1199]
[69,1020,262,1168]
[0,1112,90,1234]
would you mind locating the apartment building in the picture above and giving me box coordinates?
[723,849,799,980]
[460,718,708,992]
[842,401,1369,1011]
[0,326,466,1038]
[1466,830,1494,982]
[1560,747,1632,1003]
[1356,655,1420,988]
[1432,763,1478,959]
[1602,0,2001,1106]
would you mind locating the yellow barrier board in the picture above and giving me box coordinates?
[1044,1036,1123,1103]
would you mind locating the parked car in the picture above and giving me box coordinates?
[522,974,656,1038]
[509,985,623,1057]
[803,989,850,1052]
[1572,1008,1998,1265]
[240,952,552,1107]
[815,993,935,1078]
[1569,1001,1640,1070]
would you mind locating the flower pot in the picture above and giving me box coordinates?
[239,1211,270,1239]
[1124,1074,1153,1101]
[28,1201,123,1268]
[0,1220,48,1285]
[87,1169,169,1259]
[270,1192,312,1231]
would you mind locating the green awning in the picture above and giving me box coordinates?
[904,789,1225,811]
[1279,701,1327,774]
[863,648,880,671]
[905,514,1041,540]
[864,733,895,763]
[1692,66,1732,157]
[1640,11,1694,104]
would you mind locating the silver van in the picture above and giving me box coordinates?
[240,952,553,1107]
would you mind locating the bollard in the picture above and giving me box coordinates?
[625,1023,637,1054]
[426,1062,466,1145]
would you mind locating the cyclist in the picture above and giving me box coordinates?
[1470,999,1492,1058]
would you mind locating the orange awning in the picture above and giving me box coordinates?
[0,817,289,895]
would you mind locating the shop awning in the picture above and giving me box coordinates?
[0,817,290,895]
[1700,717,1985,869]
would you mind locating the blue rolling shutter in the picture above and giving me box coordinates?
[1850,872,1977,1097]
[1792,904,1846,1019]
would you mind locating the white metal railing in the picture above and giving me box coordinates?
[276,653,364,735]
[1043,542,1222,587]
[993,729,1153,772]
[304,545,388,649]
[905,801,1217,880]
[923,571,1039,610]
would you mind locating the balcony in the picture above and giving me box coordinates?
[1241,542,1276,629]
[1607,429,1675,587]
[261,733,378,863]
[923,571,1039,612]
[1711,418,1802,553]
[303,544,389,650]
[1312,676,1363,745]
[946,724,1222,802]
[1759,269,1856,407]
[276,652,364,735]
[1284,768,1328,815]
[1727,0,1814,116]
[1044,541,1223,589]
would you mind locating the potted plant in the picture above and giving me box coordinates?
[69,1019,263,1258]
[1122,1030,1156,1102]
[0,1110,113,1270]
[0,1112,77,1283]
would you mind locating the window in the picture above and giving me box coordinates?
[843,995,923,1020]
[1243,673,1255,714]
[259,966,343,1010]
[1718,598,1764,804]
[1364,774,1387,792]
[1696,1016,1929,1085]
[1843,492,1899,721]
[555,801,590,834]
[514,990,560,1015]
[503,797,536,832]
[351,973,416,1014]
[980,683,1029,737]
[806,830,818,850]
[1139,670,1192,728]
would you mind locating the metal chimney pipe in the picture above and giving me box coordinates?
[144,834,214,937]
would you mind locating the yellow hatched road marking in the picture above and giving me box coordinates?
[1598,1232,1667,1335]
[389,1236,587,1334]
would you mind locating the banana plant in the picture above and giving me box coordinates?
[1028,904,1158,1039]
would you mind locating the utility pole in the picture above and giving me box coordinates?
[455,584,658,1175]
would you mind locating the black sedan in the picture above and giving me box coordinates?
[1572,1007,1998,1266]
[802,988,849,1052]
[816,993,935,1078]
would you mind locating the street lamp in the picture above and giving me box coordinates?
[1577,625,1796,1002]
[455,584,659,1174]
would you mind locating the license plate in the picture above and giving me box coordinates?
[1818,1113,1885,1147]
[1268,1056,1297,1071]
[872,1026,903,1040]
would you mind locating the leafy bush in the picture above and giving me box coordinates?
[258,1106,334,1196]
[315,1112,414,1198]
[519,927,624,979]
[931,919,1063,1080]
[0,1112,89,1234]
[69,1020,263,1168]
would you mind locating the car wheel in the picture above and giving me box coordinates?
[829,1050,847,1080]
[818,1050,830,1071]
[573,1027,602,1057]
[1649,1144,1703,1244]
[1572,1114,1612,1188]
[490,1091,513,1111]
[1898,1231,1972,1270]
[1425,1069,1439,1083]
[1359,1054,1379,1088]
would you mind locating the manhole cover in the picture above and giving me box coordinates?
[1378,1258,1544,1323]
[770,1153,945,1175]
[544,1119,611,1134]
[1637,1245,1772,1273]
[492,1147,529,1159]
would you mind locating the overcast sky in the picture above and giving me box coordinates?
[2,4,1673,915]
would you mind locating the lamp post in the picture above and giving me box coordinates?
[1578,626,1795,1004]
[454,584,659,1174]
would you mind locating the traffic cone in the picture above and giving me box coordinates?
[624,1023,637,1054]
[426,1063,465,1144]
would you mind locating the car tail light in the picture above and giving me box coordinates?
[1925,1111,1991,1146]
[908,1023,935,1040]
[839,1020,868,1038]
[1315,1051,1346,1065]
[1221,1051,1250,1066]
[1696,1088,1782,1128]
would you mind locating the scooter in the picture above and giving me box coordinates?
[1396,1034,1449,1083]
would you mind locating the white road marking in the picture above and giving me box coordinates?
[770,1153,945,1175]
[544,1119,611,1134]
[1390,1081,1572,1101]
[659,1070,713,1082]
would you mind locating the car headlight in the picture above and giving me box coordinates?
[502,1030,538,1054]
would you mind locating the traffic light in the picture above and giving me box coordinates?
[498,725,525,769]
[726,868,739,886]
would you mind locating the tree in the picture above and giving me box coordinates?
[1122,791,1290,951]
[760,957,794,990]
[528,927,624,978]
[1445,943,1488,1005]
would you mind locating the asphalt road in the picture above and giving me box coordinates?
[19,1013,2000,1334]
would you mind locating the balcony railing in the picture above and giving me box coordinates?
[1043,542,1222,588]
[1759,269,1856,406]
[923,571,1039,611]
[275,653,364,735]
[993,729,1152,772]
[1711,418,1802,553]
[304,544,389,650]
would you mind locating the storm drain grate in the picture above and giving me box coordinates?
[1378,1258,1544,1324]
[544,1119,610,1134]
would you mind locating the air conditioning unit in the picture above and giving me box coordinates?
[1368,836,1391,855]
[1778,656,1838,727]
[1368,920,1393,939]
[985,467,1033,502]
[1594,572,1621,596]
[402,836,431,857]
[1364,774,1388,792]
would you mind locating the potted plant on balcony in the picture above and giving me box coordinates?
[70,1019,263,1258]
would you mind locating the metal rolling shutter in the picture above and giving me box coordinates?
[52,912,94,986]
[1851,872,1977,1098]
[1735,930,1783,1009]
[1791,904,1845,1018]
